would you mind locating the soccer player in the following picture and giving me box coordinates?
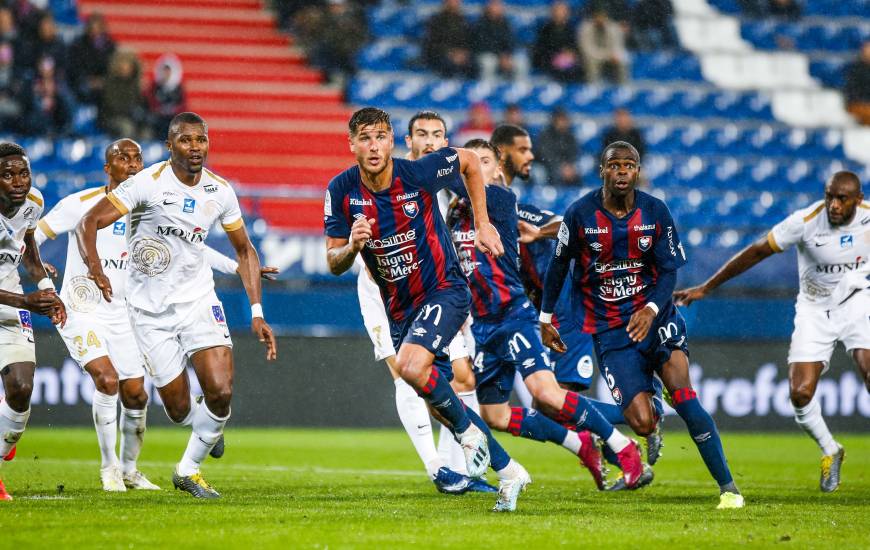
[539,141,744,509]
[0,142,66,501]
[35,138,258,491]
[355,111,493,494]
[325,107,530,512]
[449,138,644,490]
[674,171,869,493]
[76,113,277,499]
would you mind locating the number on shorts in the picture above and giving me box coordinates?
[473,351,485,374]
[73,330,101,357]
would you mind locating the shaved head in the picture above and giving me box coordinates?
[827,170,861,193]
[105,138,141,163]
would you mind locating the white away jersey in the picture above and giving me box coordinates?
[768,200,870,306]
[37,186,130,317]
[0,189,43,294]
[107,161,244,313]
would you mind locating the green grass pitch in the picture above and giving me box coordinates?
[1,428,868,548]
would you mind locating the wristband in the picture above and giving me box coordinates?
[251,303,264,319]
[37,278,55,291]
[539,312,553,324]
[645,302,659,315]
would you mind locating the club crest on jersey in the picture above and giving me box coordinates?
[212,305,226,324]
[840,235,853,248]
[638,235,652,251]
[183,198,196,213]
[113,221,126,235]
[402,201,419,219]
[18,310,33,341]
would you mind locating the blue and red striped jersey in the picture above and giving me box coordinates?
[447,183,527,321]
[555,189,687,333]
[324,148,467,323]
[516,203,577,330]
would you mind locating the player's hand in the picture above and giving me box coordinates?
[260,266,279,281]
[23,289,62,316]
[626,306,656,343]
[43,262,58,279]
[673,285,707,306]
[252,317,277,361]
[540,322,567,353]
[89,270,113,302]
[517,220,540,244]
[475,221,504,257]
[350,217,374,253]
[50,298,66,328]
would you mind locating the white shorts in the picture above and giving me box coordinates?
[358,271,472,363]
[127,291,233,388]
[57,309,145,380]
[0,306,35,368]
[788,291,870,370]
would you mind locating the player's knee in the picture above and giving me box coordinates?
[120,389,148,410]
[626,409,656,437]
[204,387,233,415]
[164,401,190,424]
[4,376,33,407]
[533,387,564,412]
[789,383,814,408]
[396,357,426,387]
[93,370,119,395]
[479,406,509,431]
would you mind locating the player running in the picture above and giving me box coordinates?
[355,111,493,494]
[448,137,644,491]
[77,113,277,499]
[539,141,744,509]
[36,138,255,492]
[325,107,529,512]
[0,142,66,501]
[675,171,869,493]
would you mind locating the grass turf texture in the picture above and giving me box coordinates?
[1,429,868,548]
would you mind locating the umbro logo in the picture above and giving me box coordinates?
[445,154,458,163]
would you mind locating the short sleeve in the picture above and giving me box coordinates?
[409,147,463,194]
[653,200,687,271]
[220,187,244,232]
[768,209,806,253]
[38,195,78,239]
[324,178,351,238]
[107,174,150,215]
[555,203,582,260]
[518,203,558,227]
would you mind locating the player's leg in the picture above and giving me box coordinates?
[117,376,159,490]
[440,339,478,475]
[659,349,741,507]
[0,358,34,501]
[83,356,126,491]
[855,348,870,392]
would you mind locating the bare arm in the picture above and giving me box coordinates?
[456,148,504,257]
[226,225,277,361]
[326,217,373,276]
[18,229,66,325]
[674,236,777,305]
[21,229,49,283]
[75,197,124,301]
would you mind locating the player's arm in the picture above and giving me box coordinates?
[75,197,124,302]
[226,224,277,361]
[673,235,777,306]
[35,199,76,277]
[456,148,504,257]
[20,229,66,325]
[539,217,576,353]
[204,245,278,280]
[518,216,563,243]
[326,217,373,275]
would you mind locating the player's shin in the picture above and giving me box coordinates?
[417,367,472,434]
[793,398,839,456]
[177,403,229,476]
[465,408,511,472]
[120,406,147,475]
[559,392,631,452]
[671,388,737,493]
[588,399,627,425]
[394,378,442,478]
[92,390,120,469]
[445,390,481,473]
[0,399,29,459]
[507,407,574,448]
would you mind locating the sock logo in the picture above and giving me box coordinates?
[693,432,712,443]
[432,399,452,410]
[577,409,588,426]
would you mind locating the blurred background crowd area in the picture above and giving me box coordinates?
[2,0,870,335]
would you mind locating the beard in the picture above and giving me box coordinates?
[505,155,529,180]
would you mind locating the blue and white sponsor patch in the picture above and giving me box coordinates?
[18,310,33,341]
[183,198,196,213]
[113,221,126,235]
[840,234,853,248]
[212,305,226,324]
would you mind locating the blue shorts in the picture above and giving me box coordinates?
[472,301,553,405]
[550,327,595,389]
[389,285,471,381]
[592,302,689,410]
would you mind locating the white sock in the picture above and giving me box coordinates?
[0,399,30,458]
[438,424,466,474]
[794,398,839,456]
[120,407,147,475]
[177,403,228,476]
[561,431,582,455]
[393,378,442,478]
[606,430,631,453]
[513,371,533,409]
[495,458,520,481]
[92,390,120,469]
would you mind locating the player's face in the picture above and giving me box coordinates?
[600,148,639,197]
[470,147,502,184]
[503,136,534,180]
[351,123,393,176]
[405,119,447,160]
[0,155,31,210]
[824,179,863,226]
[105,141,143,187]
[167,123,208,174]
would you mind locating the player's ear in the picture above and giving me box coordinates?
[103,163,110,176]
[404,134,412,149]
